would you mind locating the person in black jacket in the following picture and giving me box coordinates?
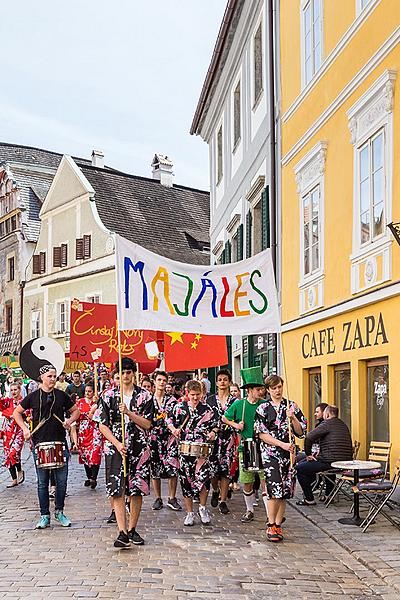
[296,405,352,505]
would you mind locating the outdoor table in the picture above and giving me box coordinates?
[331,460,381,526]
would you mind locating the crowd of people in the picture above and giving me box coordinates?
[0,360,353,548]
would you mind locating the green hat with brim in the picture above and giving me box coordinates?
[240,366,264,389]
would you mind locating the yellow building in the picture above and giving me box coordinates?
[280,0,400,469]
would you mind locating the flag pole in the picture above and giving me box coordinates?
[117,325,127,478]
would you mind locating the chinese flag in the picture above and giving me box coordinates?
[164,332,228,372]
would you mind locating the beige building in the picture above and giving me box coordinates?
[23,152,210,360]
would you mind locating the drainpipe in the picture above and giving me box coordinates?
[267,0,278,373]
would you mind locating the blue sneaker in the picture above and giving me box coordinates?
[35,515,50,529]
[54,510,71,527]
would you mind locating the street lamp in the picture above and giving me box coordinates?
[387,222,400,246]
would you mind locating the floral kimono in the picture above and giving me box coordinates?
[97,386,154,497]
[207,393,237,478]
[254,399,307,499]
[150,394,179,479]
[76,397,104,466]
[0,396,24,468]
[167,401,220,498]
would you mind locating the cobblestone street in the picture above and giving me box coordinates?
[0,451,399,600]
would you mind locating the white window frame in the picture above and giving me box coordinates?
[232,76,242,152]
[252,16,264,109]
[348,70,395,259]
[356,0,372,15]
[56,300,70,335]
[357,130,385,247]
[31,310,41,339]
[85,293,102,304]
[294,142,327,314]
[216,121,224,186]
[302,185,321,278]
[301,0,323,89]
[348,70,395,293]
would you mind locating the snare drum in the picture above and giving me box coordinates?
[242,438,263,472]
[36,441,65,469]
[179,441,212,458]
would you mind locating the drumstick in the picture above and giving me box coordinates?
[53,414,65,426]
[30,418,46,435]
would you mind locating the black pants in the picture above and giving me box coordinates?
[296,459,334,501]
[9,462,22,480]
[84,464,100,481]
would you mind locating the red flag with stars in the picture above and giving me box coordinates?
[163,332,228,372]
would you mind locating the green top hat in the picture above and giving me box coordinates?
[240,366,264,389]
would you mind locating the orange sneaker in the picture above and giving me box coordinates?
[266,523,280,542]
[275,524,283,540]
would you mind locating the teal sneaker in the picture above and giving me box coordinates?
[35,515,50,529]
[54,510,71,527]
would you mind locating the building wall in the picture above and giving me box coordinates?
[280,0,400,470]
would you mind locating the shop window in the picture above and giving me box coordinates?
[367,359,389,445]
[308,367,322,418]
[334,364,351,431]
[302,0,322,86]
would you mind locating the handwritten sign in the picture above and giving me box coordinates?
[115,235,281,335]
[70,300,160,365]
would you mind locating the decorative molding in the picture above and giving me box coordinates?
[347,69,396,145]
[283,0,381,123]
[294,141,327,195]
[282,27,400,166]
[226,213,241,234]
[246,175,265,203]
[364,256,377,286]
[212,240,224,256]
[299,273,325,315]
[351,239,391,294]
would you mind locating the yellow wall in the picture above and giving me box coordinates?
[280,0,400,472]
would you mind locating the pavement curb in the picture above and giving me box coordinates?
[289,499,400,595]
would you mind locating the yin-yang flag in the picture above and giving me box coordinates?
[20,337,65,380]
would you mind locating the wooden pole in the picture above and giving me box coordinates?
[94,362,98,398]
[280,333,294,467]
[117,325,127,477]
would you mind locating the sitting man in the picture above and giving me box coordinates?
[296,404,352,506]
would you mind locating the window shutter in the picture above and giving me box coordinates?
[76,238,84,260]
[53,246,61,268]
[83,234,91,259]
[32,254,41,274]
[225,240,232,264]
[261,186,270,250]
[220,248,226,264]
[237,223,244,261]
[39,252,46,274]
[246,211,252,258]
[61,243,68,267]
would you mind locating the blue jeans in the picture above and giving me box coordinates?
[33,446,69,515]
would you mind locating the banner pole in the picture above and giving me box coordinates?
[117,325,127,478]
[94,361,98,398]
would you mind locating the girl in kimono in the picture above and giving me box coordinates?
[0,382,25,487]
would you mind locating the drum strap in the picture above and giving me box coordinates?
[37,390,56,429]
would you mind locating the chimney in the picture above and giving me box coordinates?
[151,154,174,187]
[91,149,104,168]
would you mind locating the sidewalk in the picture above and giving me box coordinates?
[291,488,400,595]
[1,451,399,599]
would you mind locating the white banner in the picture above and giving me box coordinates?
[115,234,281,335]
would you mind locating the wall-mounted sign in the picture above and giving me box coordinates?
[301,313,388,359]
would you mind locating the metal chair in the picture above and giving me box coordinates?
[325,441,391,507]
[352,459,400,532]
[313,440,361,502]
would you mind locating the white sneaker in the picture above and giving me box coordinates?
[184,512,195,527]
[198,505,211,525]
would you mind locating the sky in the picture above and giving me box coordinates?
[1,1,226,190]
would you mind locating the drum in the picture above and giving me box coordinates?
[242,438,263,471]
[179,441,212,458]
[36,441,65,469]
